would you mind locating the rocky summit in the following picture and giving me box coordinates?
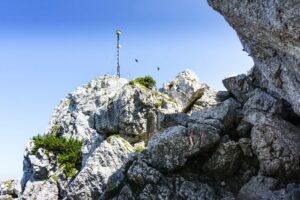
[1,1,300,199]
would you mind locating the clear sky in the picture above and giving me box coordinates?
[0,0,253,181]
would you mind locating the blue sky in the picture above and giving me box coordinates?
[0,0,253,181]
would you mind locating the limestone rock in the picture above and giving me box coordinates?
[127,160,162,186]
[0,180,21,199]
[208,0,300,116]
[251,117,300,179]
[148,124,220,171]
[223,74,255,103]
[21,179,59,200]
[203,140,242,177]
[191,98,242,131]
[162,69,218,112]
[65,136,134,199]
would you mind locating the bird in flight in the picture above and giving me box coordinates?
[157,67,160,71]
[135,59,139,63]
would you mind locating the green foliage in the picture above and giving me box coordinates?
[134,145,145,152]
[129,75,156,89]
[154,100,163,108]
[32,133,83,178]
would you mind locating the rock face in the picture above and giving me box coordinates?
[162,69,218,112]
[0,180,21,199]
[208,0,300,116]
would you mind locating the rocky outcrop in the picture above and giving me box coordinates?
[66,136,134,199]
[9,1,300,198]
[0,180,21,199]
[162,69,218,112]
[208,0,300,116]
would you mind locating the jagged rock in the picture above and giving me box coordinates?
[223,74,255,103]
[177,181,216,200]
[216,91,231,102]
[21,144,58,192]
[66,136,134,199]
[237,175,279,200]
[159,113,189,129]
[162,69,218,112]
[0,180,21,198]
[22,179,59,200]
[202,140,242,177]
[251,117,300,179]
[93,83,179,142]
[127,160,162,186]
[237,175,300,200]
[238,138,253,157]
[191,98,242,131]
[148,124,220,171]
[243,89,282,125]
[208,0,300,116]
[235,121,252,138]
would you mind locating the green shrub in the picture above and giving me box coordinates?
[32,133,83,178]
[129,75,156,89]
[134,145,145,152]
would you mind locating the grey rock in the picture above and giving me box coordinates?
[251,117,300,179]
[127,160,162,186]
[0,180,21,198]
[216,91,231,102]
[243,89,282,126]
[66,136,134,199]
[21,179,59,200]
[177,181,216,200]
[208,0,300,116]
[162,69,218,112]
[235,121,252,138]
[191,98,242,131]
[237,175,278,200]
[148,125,220,171]
[223,74,255,103]
[159,113,189,129]
[203,140,242,177]
[238,138,253,157]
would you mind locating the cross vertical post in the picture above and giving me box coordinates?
[116,30,121,78]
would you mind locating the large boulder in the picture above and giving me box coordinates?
[208,0,300,116]
[148,124,220,171]
[251,117,300,179]
[238,175,300,200]
[191,98,242,131]
[202,140,242,177]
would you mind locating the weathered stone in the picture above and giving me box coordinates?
[235,121,253,138]
[0,180,21,198]
[203,140,242,177]
[159,113,189,129]
[237,175,278,200]
[238,138,253,157]
[162,69,218,112]
[208,0,300,116]
[127,161,162,186]
[251,117,300,179]
[21,179,59,200]
[223,74,255,103]
[191,98,242,131]
[148,125,220,171]
[243,89,282,126]
[66,136,134,199]
[177,181,216,200]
